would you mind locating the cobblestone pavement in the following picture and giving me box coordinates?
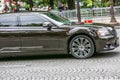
[0,30,120,80]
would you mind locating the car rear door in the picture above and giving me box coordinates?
[0,14,21,54]
[19,14,61,54]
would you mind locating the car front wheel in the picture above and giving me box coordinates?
[69,35,95,59]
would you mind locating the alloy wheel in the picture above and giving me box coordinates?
[70,35,95,59]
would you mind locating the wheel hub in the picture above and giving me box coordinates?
[78,45,85,51]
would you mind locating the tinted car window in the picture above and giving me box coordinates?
[44,12,71,25]
[0,15,17,26]
[20,15,47,27]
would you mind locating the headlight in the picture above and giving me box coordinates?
[97,28,111,37]
[106,27,113,31]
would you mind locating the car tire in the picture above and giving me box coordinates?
[69,35,95,59]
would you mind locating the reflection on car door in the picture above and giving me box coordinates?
[19,14,62,54]
[0,15,21,53]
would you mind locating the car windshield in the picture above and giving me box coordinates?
[43,12,71,25]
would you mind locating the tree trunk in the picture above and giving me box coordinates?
[77,0,81,22]
[110,0,118,23]
[114,0,119,6]
[27,0,33,11]
[15,0,19,12]
[49,0,54,9]
[9,0,13,12]
[67,0,75,10]
[42,0,45,5]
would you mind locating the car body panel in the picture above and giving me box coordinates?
[0,12,119,57]
[18,27,65,53]
[0,27,21,53]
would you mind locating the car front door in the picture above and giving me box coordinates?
[19,14,62,54]
[0,15,21,54]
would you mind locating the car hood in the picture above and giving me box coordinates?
[60,23,114,30]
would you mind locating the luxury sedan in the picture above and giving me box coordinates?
[0,12,119,58]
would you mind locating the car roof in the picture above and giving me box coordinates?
[0,11,48,16]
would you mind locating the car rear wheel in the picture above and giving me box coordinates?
[69,35,95,59]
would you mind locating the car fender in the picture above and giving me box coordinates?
[67,27,98,52]
[67,27,97,38]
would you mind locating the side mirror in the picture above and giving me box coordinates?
[43,22,52,31]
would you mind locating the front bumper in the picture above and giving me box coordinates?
[103,37,119,50]
[96,36,119,51]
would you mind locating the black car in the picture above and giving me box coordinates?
[0,12,119,58]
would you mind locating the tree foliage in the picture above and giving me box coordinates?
[13,0,120,11]
[82,0,92,8]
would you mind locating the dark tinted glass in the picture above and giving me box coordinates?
[0,15,17,26]
[20,15,47,27]
[44,12,71,25]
